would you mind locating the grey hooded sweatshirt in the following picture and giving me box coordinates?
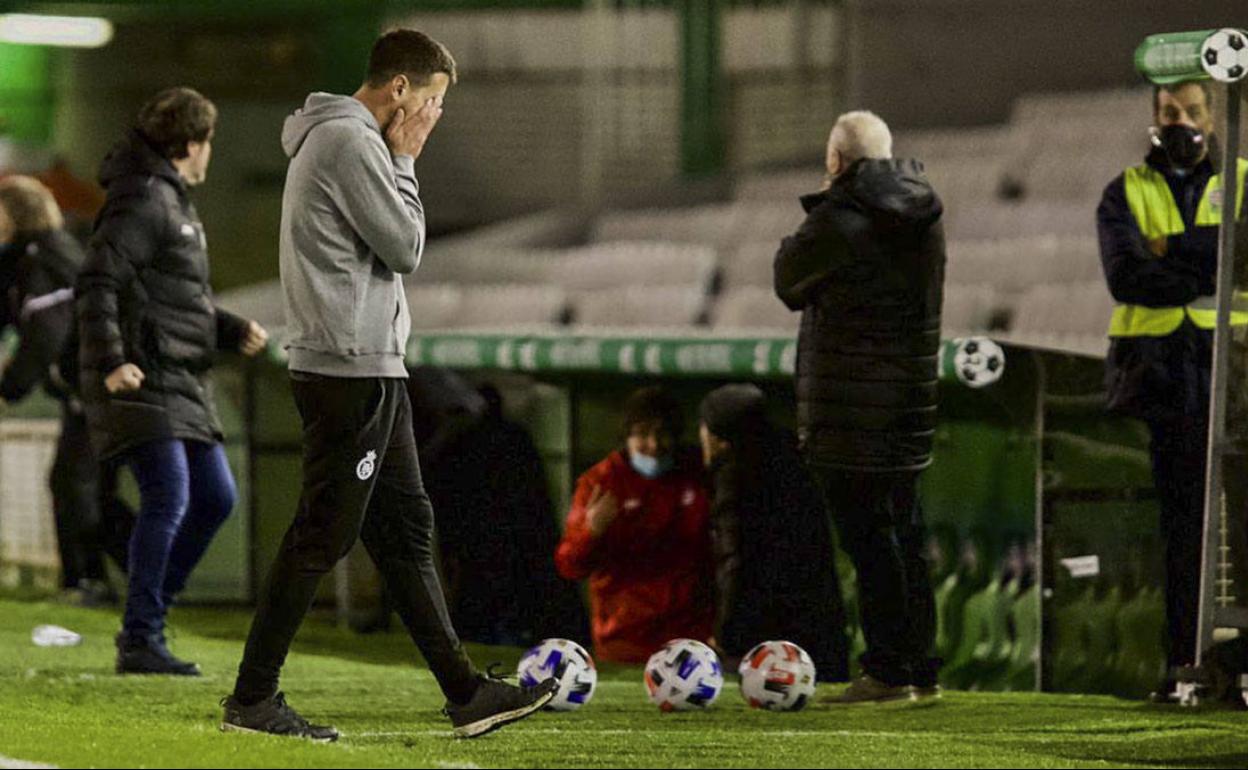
[279,92,422,378]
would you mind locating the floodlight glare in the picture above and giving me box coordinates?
[0,14,114,49]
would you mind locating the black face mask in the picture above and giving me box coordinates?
[1153,124,1207,170]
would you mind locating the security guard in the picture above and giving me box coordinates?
[1098,79,1248,700]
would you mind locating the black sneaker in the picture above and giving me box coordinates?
[220,693,340,743]
[910,684,943,705]
[115,632,200,676]
[58,579,118,608]
[444,667,558,739]
[819,674,915,705]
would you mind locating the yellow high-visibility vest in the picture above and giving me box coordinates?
[1108,159,1248,338]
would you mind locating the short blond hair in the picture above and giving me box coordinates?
[0,176,64,235]
[828,111,893,166]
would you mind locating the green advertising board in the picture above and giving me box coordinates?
[261,330,1003,387]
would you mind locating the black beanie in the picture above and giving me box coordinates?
[699,384,768,444]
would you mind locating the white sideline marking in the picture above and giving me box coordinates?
[0,755,57,769]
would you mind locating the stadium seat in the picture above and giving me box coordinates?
[942,576,1015,690]
[1109,586,1165,697]
[405,283,465,329]
[711,287,799,332]
[591,204,739,245]
[942,201,1092,242]
[734,169,822,202]
[569,286,710,327]
[1005,584,1040,691]
[1007,282,1114,336]
[894,126,1018,163]
[719,240,779,290]
[1051,583,1125,694]
[416,247,555,285]
[454,285,569,329]
[552,242,719,292]
[946,236,1103,294]
[941,283,1002,337]
[214,278,285,330]
[921,156,1010,207]
[997,282,1113,356]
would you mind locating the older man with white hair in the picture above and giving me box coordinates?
[774,110,947,705]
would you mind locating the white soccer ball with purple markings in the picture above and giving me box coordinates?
[1202,29,1248,84]
[517,638,597,711]
[644,639,724,712]
[737,641,818,711]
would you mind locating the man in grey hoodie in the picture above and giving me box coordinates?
[223,29,556,741]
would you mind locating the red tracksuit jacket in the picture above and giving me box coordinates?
[555,449,714,664]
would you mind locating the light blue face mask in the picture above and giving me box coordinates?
[630,452,674,479]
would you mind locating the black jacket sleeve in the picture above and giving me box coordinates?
[1097,175,1201,307]
[774,196,856,311]
[77,193,164,375]
[709,459,744,641]
[214,306,250,354]
[0,260,75,402]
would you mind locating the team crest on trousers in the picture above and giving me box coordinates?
[357,450,378,481]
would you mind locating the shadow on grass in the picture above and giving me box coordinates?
[169,604,642,679]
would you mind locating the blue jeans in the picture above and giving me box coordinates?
[122,439,236,636]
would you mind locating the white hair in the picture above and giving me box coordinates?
[828,110,893,165]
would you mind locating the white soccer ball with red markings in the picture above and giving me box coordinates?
[517,638,597,711]
[644,639,724,712]
[737,641,817,711]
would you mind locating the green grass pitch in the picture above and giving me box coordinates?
[1,597,1245,769]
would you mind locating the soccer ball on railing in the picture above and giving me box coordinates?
[952,337,1005,389]
[644,639,724,712]
[1202,28,1248,84]
[517,638,598,711]
[737,641,818,712]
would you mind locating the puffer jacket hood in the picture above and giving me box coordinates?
[837,158,942,230]
[98,130,183,191]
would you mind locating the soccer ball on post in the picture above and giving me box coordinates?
[644,639,724,712]
[1202,28,1248,84]
[737,641,818,711]
[517,638,598,711]
[952,337,1005,389]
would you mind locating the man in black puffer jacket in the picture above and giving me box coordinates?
[774,110,946,705]
[78,87,269,676]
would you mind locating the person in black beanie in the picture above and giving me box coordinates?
[699,384,849,683]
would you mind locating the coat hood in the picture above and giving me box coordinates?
[813,158,943,231]
[98,130,183,191]
[281,92,381,158]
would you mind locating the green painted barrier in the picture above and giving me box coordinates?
[262,331,1006,387]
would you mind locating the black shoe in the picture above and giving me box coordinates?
[58,579,118,608]
[910,684,943,705]
[444,667,558,739]
[220,693,340,743]
[115,632,200,676]
[819,674,915,706]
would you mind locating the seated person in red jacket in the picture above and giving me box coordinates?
[555,386,714,664]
